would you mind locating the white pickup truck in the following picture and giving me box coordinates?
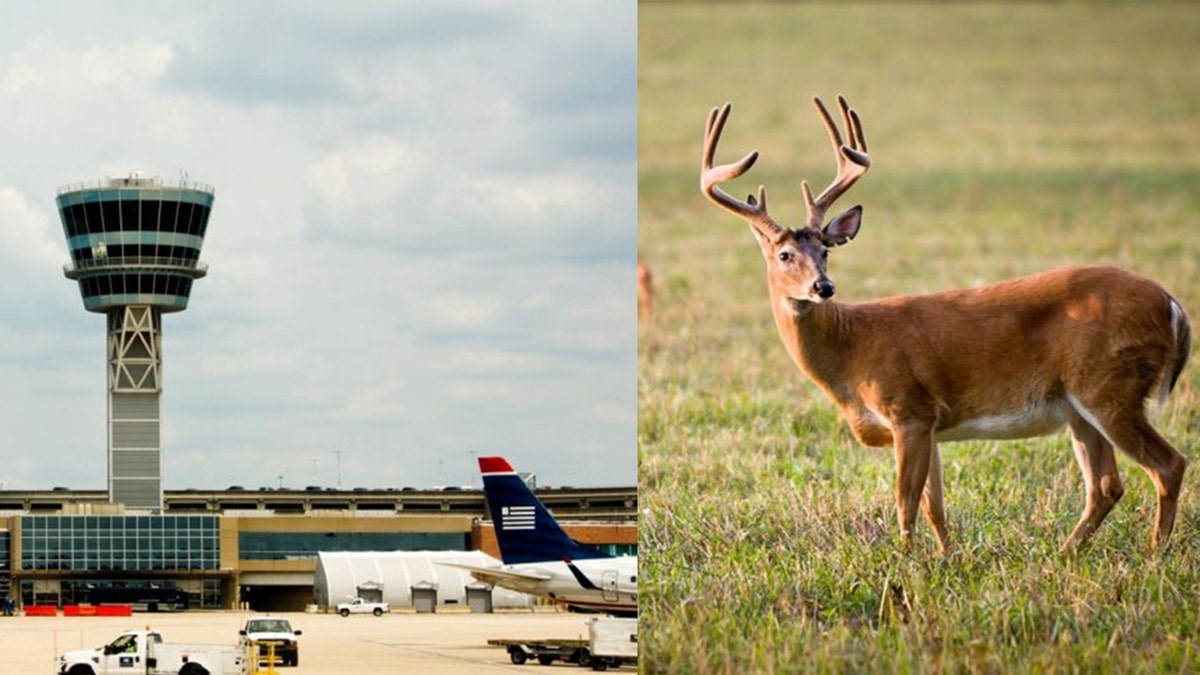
[336,597,389,617]
[238,615,301,667]
[57,629,247,675]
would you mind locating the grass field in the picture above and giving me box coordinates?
[637,2,1200,673]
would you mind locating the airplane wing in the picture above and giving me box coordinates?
[438,562,554,586]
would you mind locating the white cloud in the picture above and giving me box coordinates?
[441,349,554,374]
[80,40,173,86]
[304,135,425,233]
[416,292,508,330]
[1,38,171,95]
[444,378,524,403]
[0,184,64,268]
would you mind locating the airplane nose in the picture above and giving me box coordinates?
[813,279,835,299]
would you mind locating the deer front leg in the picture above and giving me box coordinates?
[1061,413,1124,551]
[893,423,935,547]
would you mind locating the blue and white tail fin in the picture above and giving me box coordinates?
[479,456,611,565]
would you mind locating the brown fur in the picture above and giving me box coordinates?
[771,267,1180,447]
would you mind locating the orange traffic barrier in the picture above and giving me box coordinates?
[63,604,133,617]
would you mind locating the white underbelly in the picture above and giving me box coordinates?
[934,398,1069,442]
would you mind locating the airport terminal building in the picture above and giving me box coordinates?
[0,486,636,611]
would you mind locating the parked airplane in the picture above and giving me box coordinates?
[441,456,637,617]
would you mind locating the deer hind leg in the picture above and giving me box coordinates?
[1061,413,1124,551]
[921,443,951,553]
[1069,398,1187,551]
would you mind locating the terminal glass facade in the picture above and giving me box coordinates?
[239,531,468,560]
[593,543,637,557]
[20,515,218,571]
[0,530,10,601]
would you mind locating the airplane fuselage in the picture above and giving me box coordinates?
[458,556,638,616]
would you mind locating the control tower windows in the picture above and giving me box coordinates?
[101,200,121,232]
[173,202,190,235]
[120,200,140,231]
[78,274,195,301]
[197,206,211,238]
[159,200,179,232]
[142,200,161,231]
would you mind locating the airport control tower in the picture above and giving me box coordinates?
[57,174,215,511]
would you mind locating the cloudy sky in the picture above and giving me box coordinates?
[0,1,636,491]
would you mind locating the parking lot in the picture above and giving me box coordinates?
[1,608,603,673]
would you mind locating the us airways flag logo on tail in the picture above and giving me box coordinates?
[479,455,612,565]
[501,505,535,530]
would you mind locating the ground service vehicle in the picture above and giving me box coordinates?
[587,617,638,670]
[490,617,637,671]
[238,616,301,667]
[58,629,246,675]
[336,597,389,617]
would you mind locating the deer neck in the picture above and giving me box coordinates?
[769,290,854,402]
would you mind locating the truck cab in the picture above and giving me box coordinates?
[59,631,162,675]
[239,616,301,667]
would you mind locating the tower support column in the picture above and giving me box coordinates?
[107,305,163,511]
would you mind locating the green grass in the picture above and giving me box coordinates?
[638,2,1200,672]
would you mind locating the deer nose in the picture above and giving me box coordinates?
[813,279,835,299]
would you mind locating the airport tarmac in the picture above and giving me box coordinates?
[0,608,619,674]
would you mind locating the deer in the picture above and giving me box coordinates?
[700,95,1191,553]
[638,253,654,320]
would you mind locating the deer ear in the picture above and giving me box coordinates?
[822,205,862,247]
[748,223,772,254]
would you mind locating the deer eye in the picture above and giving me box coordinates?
[777,250,792,263]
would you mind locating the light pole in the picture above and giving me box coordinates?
[333,450,343,489]
[467,450,479,487]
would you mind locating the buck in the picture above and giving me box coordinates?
[700,95,1191,553]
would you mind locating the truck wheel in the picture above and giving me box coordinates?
[67,666,95,675]
[537,654,556,665]
[509,646,528,665]
[591,660,609,671]
[373,607,383,616]
[340,608,350,617]
[179,664,209,675]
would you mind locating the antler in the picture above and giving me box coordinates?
[802,95,871,230]
[700,103,788,243]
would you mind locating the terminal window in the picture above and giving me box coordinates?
[238,531,469,560]
[19,515,218,572]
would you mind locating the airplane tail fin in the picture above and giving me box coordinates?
[479,456,611,565]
